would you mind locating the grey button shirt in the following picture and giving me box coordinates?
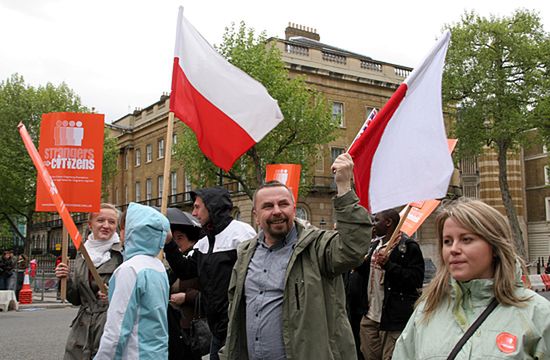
[244,225,298,360]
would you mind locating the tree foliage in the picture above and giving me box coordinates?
[174,22,337,199]
[443,10,550,257]
[102,128,119,200]
[0,74,118,250]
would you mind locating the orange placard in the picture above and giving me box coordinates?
[18,123,83,249]
[399,139,458,236]
[35,113,104,212]
[399,200,441,237]
[447,138,458,153]
[265,164,301,201]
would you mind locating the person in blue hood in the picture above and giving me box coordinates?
[95,203,171,360]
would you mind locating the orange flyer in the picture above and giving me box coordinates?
[35,112,104,212]
[400,200,441,237]
[265,164,301,201]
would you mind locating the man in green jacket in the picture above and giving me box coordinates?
[221,153,372,360]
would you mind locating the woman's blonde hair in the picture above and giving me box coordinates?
[419,198,528,320]
[88,203,120,223]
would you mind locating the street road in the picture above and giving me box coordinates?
[0,293,549,359]
[0,306,78,360]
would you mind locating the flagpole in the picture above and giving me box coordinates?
[158,112,175,260]
[60,226,68,302]
[161,112,175,215]
[385,205,412,254]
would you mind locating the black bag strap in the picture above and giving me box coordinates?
[447,298,499,360]
[193,292,201,320]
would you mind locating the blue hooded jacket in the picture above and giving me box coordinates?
[95,203,170,360]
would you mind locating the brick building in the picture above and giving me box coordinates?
[27,24,548,267]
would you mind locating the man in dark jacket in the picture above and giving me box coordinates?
[357,209,424,360]
[0,250,16,290]
[164,187,256,360]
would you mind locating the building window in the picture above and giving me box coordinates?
[135,148,141,167]
[146,144,152,163]
[170,172,177,196]
[146,178,152,201]
[158,139,165,159]
[185,174,192,202]
[232,208,241,221]
[332,102,344,127]
[296,206,309,221]
[545,165,550,185]
[331,147,345,163]
[158,175,164,199]
[125,185,128,204]
[135,182,141,202]
[546,197,550,222]
[172,134,177,155]
[315,151,324,173]
[365,106,375,119]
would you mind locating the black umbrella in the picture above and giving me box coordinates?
[153,207,202,240]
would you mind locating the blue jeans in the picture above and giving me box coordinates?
[0,273,15,290]
[210,334,224,360]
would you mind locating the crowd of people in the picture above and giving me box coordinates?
[0,248,31,298]
[42,153,549,359]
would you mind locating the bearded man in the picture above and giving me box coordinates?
[220,153,373,360]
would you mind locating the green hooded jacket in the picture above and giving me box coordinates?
[393,276,550,359]
[220,190,372,360]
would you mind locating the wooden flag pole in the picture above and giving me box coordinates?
[158,112,175,259]
[60,226,69,302]
[161,112,175,215]
[385,204,412,254]
[78,243,107,294]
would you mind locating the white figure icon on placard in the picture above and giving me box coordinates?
[54,120,84,146]
[274,169,289,185]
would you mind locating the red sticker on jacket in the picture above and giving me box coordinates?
[496,332,517,353]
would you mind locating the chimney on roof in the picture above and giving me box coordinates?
[285,22,320,41]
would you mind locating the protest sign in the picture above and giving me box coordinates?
[35,112,104,212]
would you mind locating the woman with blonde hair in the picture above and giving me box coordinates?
[393,198,550,359]
[55,203,123,360]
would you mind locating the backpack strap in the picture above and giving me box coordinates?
[447,298,499,360]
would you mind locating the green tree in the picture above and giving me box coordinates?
[443,10,550,257]
[102,128,119,200]
[0,74,118,253]
[174,22,337,199]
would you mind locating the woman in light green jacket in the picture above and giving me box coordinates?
[393,199,550,359]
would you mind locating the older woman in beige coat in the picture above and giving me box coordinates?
[55,203,123,360]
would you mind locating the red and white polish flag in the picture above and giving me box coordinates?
[348,31,453,213]
[170,7,283,171]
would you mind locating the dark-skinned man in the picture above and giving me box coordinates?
[357,209,424,360]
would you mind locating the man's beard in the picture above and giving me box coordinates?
[266,217,290,241]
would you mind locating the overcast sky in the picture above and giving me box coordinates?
[1,0,548,123]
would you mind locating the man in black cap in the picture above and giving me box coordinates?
[164,187,256,360]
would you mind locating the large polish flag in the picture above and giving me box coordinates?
[348,31,453,213]
[170,7,283,171]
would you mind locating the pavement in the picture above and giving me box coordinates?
[9,287,550,311]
